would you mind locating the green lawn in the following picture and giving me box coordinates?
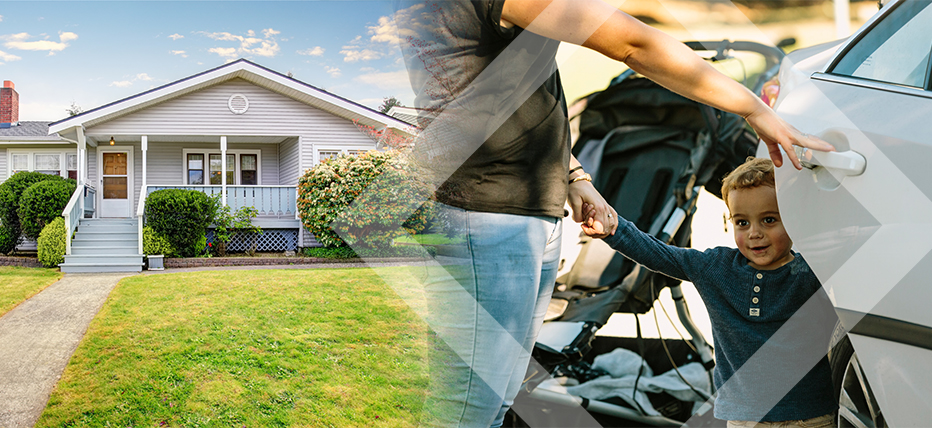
[0,266,62,317]
[393,233,464,246]
[37,268,429,428]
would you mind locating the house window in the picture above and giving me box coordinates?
[183,149,260,185]
[209,154,223,185]
[188,154,204,185]
[317,150,342,164]
[241,154,257,185]
[348,150,366,157]
[7,151,77,178]
[34,154,61,176]
[67,154,78,180]
[226,154,235,185]
[11,154,29,173]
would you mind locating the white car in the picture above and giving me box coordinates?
[762,0,932,426]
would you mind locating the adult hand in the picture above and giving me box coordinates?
[567,180,616,238]
[745,105,835,170]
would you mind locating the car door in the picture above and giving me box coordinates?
[767,1,932,425]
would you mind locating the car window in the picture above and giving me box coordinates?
[831,0,932,89]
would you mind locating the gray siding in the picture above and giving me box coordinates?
[85,79,376,183]
[144,141,280,186]
[0,149,6,182]
[87,146,97,188]
[279,137,300,186]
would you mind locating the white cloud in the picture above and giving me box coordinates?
[325,66,341,78]
[168,33,184,40]
[1,31,77,53]
[298,46,324,57]
[0,15,3,22]
[59,31,78,43]
[209,47,238,58]
[170,50,188,58]
[0,49,21,62]
[199,28,281,59]
[340,48,383,63]
[109,72,155,88]
[355,69,411,91]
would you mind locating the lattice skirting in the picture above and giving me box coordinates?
[207,229,298,252]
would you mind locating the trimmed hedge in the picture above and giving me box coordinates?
[142,226,177,257]
[0,172,70,247]
[144,189,217,257]
[0,226,17,255]
[38,217,66,268]
[18,179,77,240]
[297,150,434,250]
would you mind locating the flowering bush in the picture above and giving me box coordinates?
[297,150,434,250]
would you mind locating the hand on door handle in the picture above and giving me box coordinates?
[793,146,866,177]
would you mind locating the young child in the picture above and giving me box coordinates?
[584,157,837,427]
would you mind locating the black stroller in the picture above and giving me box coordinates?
[505,40,788,427]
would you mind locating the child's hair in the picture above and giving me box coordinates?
[721,157,775,206]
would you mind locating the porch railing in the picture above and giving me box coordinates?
[62,183,85,256]
[146,185,297,218]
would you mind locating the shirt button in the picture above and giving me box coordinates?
[754,286,761,292]
[752,297,759,304]
[756,273,763,280]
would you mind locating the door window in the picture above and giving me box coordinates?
[831,0,932,88]
[102,153,129,200]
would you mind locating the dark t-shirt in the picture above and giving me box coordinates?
[396,0,570,218]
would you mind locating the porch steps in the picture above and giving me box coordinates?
[60,218,144,273]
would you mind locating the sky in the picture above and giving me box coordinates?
[0,1,416,121]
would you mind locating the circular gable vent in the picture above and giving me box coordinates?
[228,93,249,114]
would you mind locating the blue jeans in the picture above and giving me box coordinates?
[423,205,562,428]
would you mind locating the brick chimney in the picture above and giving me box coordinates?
[1,81,19,127]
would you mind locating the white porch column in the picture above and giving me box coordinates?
[220,136,228,207]
[76,126,87,219]
[76,126,87,186]
[141,136,148,191]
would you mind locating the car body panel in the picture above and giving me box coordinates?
[762,0,932,423]
[848,334,932,426]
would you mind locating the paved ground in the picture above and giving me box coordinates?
[0,272,133,428]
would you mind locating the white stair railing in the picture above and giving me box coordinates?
[62,183,85,256]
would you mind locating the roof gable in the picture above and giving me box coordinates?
[49,59,412,135]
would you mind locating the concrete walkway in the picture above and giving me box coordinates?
[0,273,133,428]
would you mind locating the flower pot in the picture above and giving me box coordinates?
[147,254,164,271]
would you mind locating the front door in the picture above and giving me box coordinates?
[99,148,133,218]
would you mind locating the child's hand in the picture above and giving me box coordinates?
[580,202,615,238]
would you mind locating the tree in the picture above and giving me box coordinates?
[65,102,83,117]
[378,96,404,114]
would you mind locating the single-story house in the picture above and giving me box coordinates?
[1,60,414,272]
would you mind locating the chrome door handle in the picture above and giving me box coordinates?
[794,146,866,177]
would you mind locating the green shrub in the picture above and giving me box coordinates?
[0,171,69,245]
[144,189,217,257]
[142,226,176,257]
[212,201,262,256]
[0,226,18,255]
[301,245,435,259]
[18,179,77,240]
[37,217,66,268]
[297,150,434,250]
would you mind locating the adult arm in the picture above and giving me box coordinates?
[500,0,834,169]
[567,154,617,236]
